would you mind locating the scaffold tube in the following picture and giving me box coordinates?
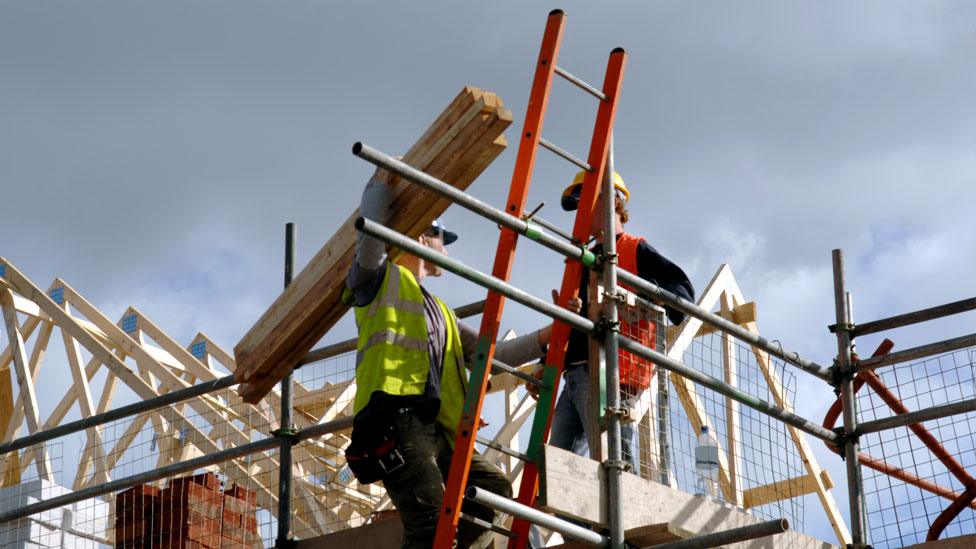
[355,216,838,445]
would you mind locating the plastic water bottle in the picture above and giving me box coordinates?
[694,425,720,501]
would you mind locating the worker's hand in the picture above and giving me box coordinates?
[551,289,582,314]
[478,417,490,430]
[527,292,582,400]
[527,363,544,400]
[371,155,404,186]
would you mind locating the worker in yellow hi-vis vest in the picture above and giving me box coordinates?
[343,165,553,549]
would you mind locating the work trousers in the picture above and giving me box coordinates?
[381,409,512,549]
[549,365,638,471]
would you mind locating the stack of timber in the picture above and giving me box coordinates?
[235,86,512,403]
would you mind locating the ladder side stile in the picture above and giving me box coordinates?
[509,47,628,548]
[432,10,567,548]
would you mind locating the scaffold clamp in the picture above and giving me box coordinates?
[273,426,300,444]
[602,459,632,473]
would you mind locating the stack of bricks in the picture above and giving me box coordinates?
[115,473,258,548]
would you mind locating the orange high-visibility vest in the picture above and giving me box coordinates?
[615,232,657,391]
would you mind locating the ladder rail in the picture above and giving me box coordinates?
[432,9,567,548]
[509,46,628,549]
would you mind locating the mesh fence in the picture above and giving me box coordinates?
[617,296,806,531]
[859,346,976,548]
[289,351,380,540]
[0,379,279,548]
[0,299,818,547]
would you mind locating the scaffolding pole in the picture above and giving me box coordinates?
[857,397,976,435]
[466,487,608,546]
[844,296,975,337]
[601,137,625,549]
[276,223,296,548]
[832,249,868,547]
[354,216,838,444]
[352,143,830,382]
[0,416,354,526]
[0,374,236,456]
[645,519,789,549]
[853,333,976,373]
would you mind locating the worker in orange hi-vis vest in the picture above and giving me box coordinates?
[532,170,695,475]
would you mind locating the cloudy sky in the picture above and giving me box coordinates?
[1,1,973,543]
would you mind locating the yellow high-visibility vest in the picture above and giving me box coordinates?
[352,263,466,440]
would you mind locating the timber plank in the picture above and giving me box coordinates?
[235,86,511,402]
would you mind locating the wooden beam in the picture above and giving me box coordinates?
[61,302,111,485]
[0,287,52,480]
[2,320,52,444]
[539,445,835,548]
[666,301,756,342]
[234,86,512,403]
[624,523,689,545]
[743,470,835,509]
[294,515,403,549]
[1,266,298,530]
[721,291,744,506]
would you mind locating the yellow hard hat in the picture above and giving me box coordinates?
[560,170,629,211]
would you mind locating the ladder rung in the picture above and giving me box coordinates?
[466,487,608,546]
[458,512,516,538]
[491,358,545,388]
[554,65,607,101]
[539,138,591,171]
[475,436,530,463]
[523,213,574,243]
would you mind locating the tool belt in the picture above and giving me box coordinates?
[344,408,410,484]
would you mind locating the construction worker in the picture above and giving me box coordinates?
[343,166,553,548]
[541,170,695,473]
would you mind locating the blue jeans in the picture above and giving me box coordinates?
[549,365,638,472]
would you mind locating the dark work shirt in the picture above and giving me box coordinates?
[565,234,695,367]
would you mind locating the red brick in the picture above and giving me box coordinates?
[154,512,220,535]
[168,472,222,491]
[221,494,254,516]
[116,485,161,513]
[223,484,256,505]
[143,533,222,549]
[220,522,258,545]
[114,518,156,543]
[161,482,223,508]
[220,534,252,548]
[146,521,222,548]
[220,508,257,530]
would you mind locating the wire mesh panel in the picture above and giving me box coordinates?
[289,352,380,541]
[859,346,976,548]
[616,290,806,530]
[0,381,283,547]
[668,327,805,530]
[617,295,670,484]
[0,442,71,548]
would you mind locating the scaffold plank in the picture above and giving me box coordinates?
[538,444,835,549]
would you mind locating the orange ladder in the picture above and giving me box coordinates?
[432,9,628,548]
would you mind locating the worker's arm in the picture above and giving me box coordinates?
[345,169,394,307]
[458,322,549,371]
[636,240,695,324]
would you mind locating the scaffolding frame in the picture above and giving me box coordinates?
[0,235,971,548]
[0,9,974,547]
